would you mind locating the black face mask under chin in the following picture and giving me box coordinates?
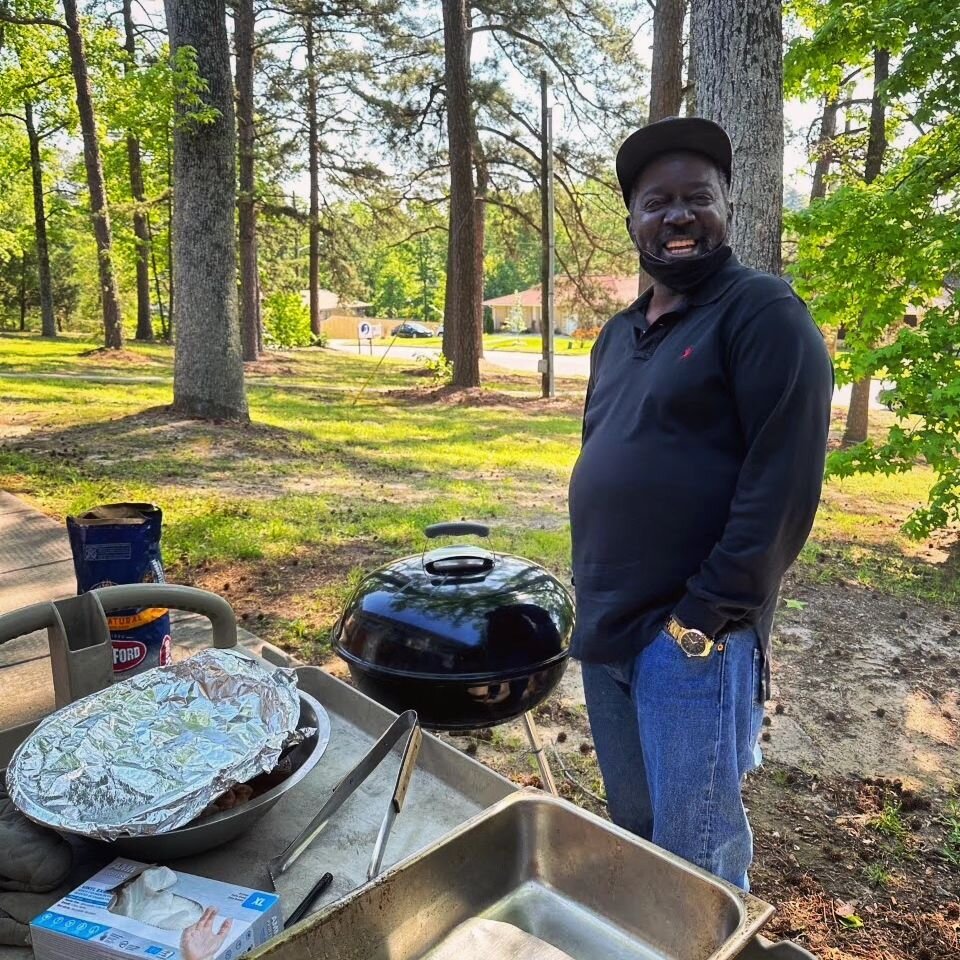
[639,244,732,293]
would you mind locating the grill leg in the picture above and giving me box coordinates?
[522,710,558,796]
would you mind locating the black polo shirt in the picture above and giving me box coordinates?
[568,254,833,664]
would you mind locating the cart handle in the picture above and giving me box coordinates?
[93,584,238,649]
[0,584,237,649]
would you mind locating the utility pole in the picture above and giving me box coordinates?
[539,71,556,399]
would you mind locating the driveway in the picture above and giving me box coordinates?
[328,341,892,409]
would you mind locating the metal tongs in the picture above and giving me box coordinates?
[268,709,422,888]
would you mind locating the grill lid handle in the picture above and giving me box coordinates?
[425,521,490,539]
[423,545,495,575]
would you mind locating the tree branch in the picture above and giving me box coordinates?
[476,124,541,166]
[0,9,67,31]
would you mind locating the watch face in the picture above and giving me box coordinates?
[679,629,708,656]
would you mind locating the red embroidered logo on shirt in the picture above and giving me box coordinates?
[680,346,694,360]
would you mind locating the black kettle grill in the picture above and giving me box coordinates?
[333,522,575,792]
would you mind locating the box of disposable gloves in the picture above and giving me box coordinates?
[30,859,281,960]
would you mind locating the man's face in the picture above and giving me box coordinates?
[627,152,730,261]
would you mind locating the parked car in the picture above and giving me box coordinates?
[391,321,434,338]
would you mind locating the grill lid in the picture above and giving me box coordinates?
[334,525,574,680]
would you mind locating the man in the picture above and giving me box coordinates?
[568,116,833,890]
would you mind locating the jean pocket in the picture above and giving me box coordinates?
[639,628,725,706]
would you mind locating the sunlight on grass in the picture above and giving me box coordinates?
[2,334,957,655]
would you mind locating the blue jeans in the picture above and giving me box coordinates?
[581,626,764,890]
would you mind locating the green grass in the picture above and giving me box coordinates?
[940,799,960,868]
[868,800,909,840]
[862,863,893,888]
[0,336,580,653]
[1,333,957,656]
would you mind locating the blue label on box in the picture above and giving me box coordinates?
[241,892,279,912]
[33,912,109,940]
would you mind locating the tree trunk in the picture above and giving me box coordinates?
[809,97,838,203]
[685,24,696,115]
[164,0,248,421]
[691,0,783,274]
[842,48,888,447]
[863,49,888,185]
[235,0,260,361]
[123,0,154,342]
[441,0,481,388]
[166,128,174,336]
[148,213,168,338]
[18,257,27,332]
[649,0,685,122]
[842,379,871,445]
[62,0,124,349]
[640,0,687,293]
[24,101,56,338]
[472,128,487,361]
[305,16,321,338]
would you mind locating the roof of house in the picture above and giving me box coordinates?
[483,276,639,308]
[299,289,372,310]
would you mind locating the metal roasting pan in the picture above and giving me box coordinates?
[0,664,516,959]
[246,791,777,960]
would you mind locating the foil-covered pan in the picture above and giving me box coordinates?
[6,649,304,841]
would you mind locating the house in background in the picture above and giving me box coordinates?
[299,289,372,320]
[483,276,639,334]
[299,289,374,338]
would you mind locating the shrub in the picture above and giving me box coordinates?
[416,352,453,384]
[263,292,313,348]
[571,324,600,343]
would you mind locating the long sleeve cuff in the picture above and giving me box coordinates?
[673,592,729,639]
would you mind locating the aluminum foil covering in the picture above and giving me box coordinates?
[5,648,301,840]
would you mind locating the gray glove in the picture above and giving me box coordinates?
[0,783,73,946]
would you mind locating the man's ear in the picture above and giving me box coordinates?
[625,216,641,254]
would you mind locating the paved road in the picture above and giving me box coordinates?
[0,347,892,410]
[329,341,893,409]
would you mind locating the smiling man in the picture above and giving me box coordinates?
[568,117,834,890]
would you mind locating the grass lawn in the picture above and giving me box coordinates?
[1,332,957,658]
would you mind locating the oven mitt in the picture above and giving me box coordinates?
[0,782,73,946]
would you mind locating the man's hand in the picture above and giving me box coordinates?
[180,907,233,960]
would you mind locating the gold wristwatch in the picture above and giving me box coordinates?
[665,615,715,658]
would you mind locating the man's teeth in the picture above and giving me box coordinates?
[665,240,696,250]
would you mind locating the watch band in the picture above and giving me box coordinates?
[665,615,690,643]
[665,615,715,657]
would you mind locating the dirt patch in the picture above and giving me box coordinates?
[167,540,393,658]
[78,348,158,365]
[383,384,583,415]
[747,769,960,959]
[243,358,299,377]
[768,570,960,791]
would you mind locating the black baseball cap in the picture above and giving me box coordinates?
[615,116,733,208]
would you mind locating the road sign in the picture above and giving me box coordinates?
[358,321,382,339]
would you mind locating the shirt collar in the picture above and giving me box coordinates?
[685,251,743,306]
[626,250,744,329]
